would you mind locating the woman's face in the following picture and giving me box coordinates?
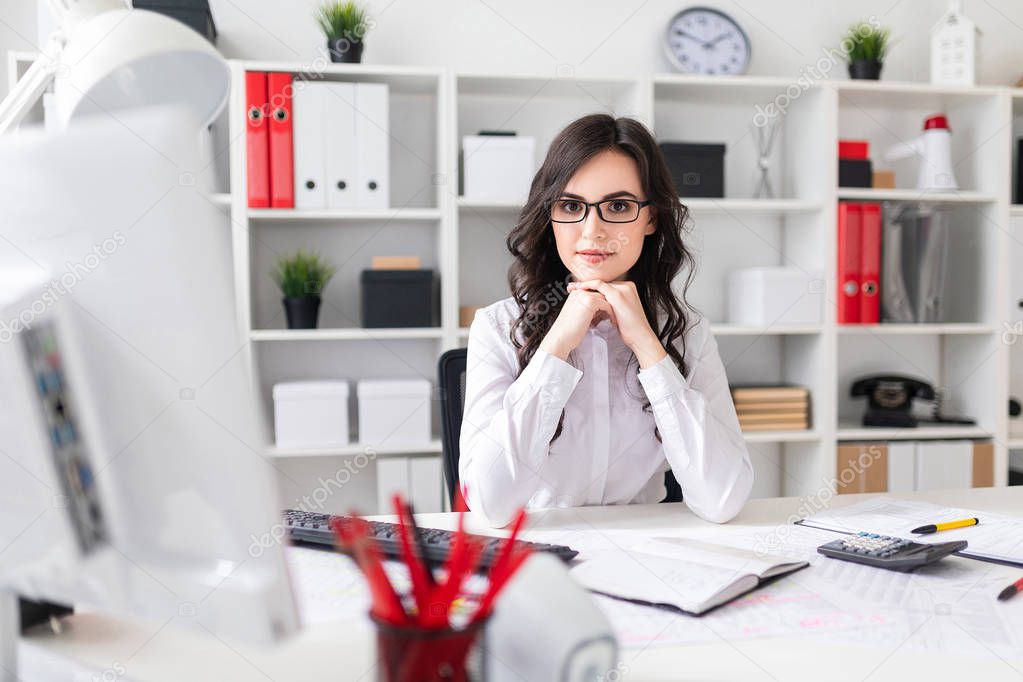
[551,148,656,283]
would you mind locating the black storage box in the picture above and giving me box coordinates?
[361,270,439,328]
[839,158,873,188]
[659,142,725,198]
[132,0,217,43]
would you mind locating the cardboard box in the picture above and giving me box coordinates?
[872,170,896,189]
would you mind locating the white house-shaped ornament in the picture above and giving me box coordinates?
[931,0,980,86]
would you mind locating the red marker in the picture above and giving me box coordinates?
[997,576,1023,601]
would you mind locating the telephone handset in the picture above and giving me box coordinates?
[850,374,975,428]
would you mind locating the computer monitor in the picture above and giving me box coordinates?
[0,107,299,644]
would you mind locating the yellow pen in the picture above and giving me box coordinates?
[911,517,979,535]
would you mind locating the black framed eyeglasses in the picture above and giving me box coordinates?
[550,198,652,224]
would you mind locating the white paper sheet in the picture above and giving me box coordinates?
[797,496,1023,565]
[283,519,1023,663]
[519,521,1023,658]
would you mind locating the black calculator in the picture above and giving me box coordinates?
[817,532,967,572]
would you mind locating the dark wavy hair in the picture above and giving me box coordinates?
[505,113,698,441]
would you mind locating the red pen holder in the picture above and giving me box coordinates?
[373,614,488,682]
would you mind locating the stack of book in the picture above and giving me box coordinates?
[730,385,810,432]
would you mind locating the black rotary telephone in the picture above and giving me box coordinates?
[850,374,976,428]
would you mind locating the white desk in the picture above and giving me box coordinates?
[17,487,1023,681]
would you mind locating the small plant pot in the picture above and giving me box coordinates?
[283,296,322,329]
[328,38,364,63]
[848,59,883,80]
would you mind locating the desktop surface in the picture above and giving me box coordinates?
[18,487,1023,682]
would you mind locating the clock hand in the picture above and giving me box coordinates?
[673,28,707,44]
[707,31,733,47]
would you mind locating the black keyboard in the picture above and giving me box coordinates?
[282,509,579,571]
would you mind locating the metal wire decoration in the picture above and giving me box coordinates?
[753,115,781,199]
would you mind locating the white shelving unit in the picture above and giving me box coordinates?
[225,61,454,513]
[221,62,1019,510]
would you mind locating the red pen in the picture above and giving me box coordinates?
[405,501,436,587]
[486,507,527,587]
[473,547,531,623]
[424,512,483,627]
[997,576,1023,601]
[392,494,432,622]
[331,516,408,625]
[471,507,529,622]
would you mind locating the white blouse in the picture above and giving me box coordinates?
[459,296,755,528]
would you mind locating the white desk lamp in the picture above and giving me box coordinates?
[0,0,229,135]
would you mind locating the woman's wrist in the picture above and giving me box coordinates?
[633,334,668,369]
[539,335,571,361]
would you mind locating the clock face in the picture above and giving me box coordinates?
[665,7,751,75]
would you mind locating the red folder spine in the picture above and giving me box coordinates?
[245,71,270,209]
[837,202,862,324]
[860,203,881,324]
[268,73,295,209]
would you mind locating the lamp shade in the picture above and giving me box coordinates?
[53,7,229,129]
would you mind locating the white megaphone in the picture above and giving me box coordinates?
[884,114,957,191]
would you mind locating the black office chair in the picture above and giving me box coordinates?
[438,348,469,508]
[437,347,684,507]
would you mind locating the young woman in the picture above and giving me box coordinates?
[459,113,753,528]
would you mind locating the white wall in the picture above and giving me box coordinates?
[5,0,1023,93]
[209,0,1022,84]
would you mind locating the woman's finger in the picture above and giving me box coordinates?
[568,278,605,292]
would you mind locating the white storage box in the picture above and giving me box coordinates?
[727,267,824,326]
[357,378,432,446]
[273,381,350,449]
[462,135,534,201]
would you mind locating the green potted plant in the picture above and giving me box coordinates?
[272,249,337,329]
[316,1,370,63]
[841,22,892,80]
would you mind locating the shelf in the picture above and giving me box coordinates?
[834,80,1002,111]
[711,324,822,336]
[682,198,823,215]
[742,430,820,444]
[268,440,443,458]
[235,60,443,93]
[457,72,638,99]
[248,207,442,222]
[834,79,1001,97]
[1007,439,1023,450]
[837,422,991,441]
[251,328,444,341]
[1010,205,1023,217]
[837,323,996,335]
[836,188,996,203]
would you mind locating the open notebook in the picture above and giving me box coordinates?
[569,537,808,616]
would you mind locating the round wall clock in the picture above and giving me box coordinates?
[664,7,751,75]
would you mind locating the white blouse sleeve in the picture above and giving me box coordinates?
[458,308,583,527]
[636,320,754,523]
